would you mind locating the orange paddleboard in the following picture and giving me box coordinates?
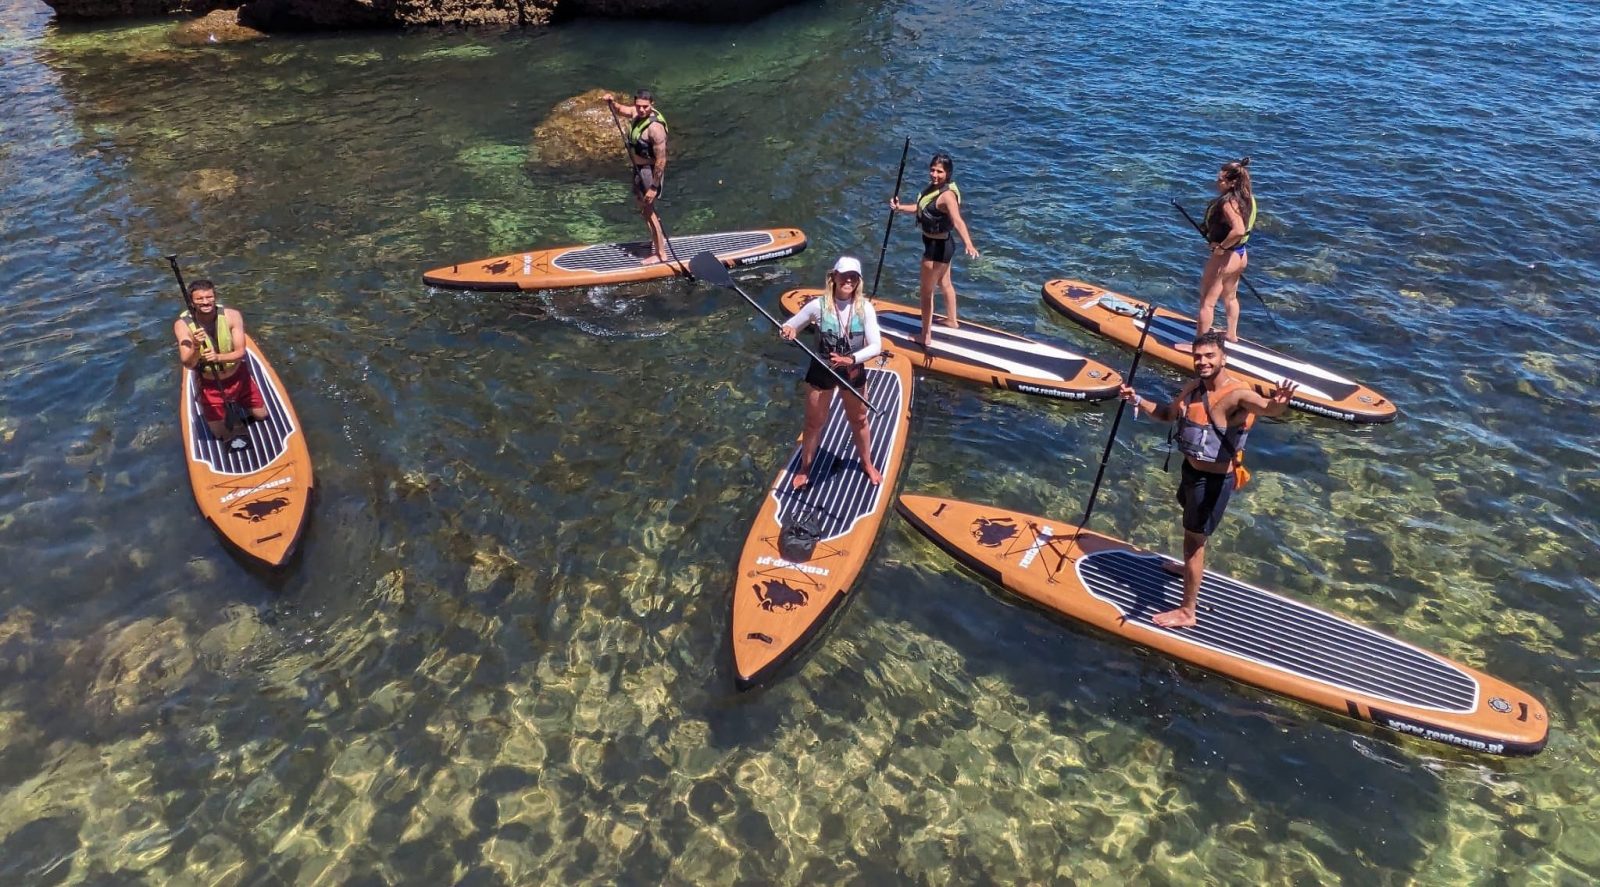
[422,228,807,292]
[730,350,915,689]
[779,289,1120,401]
[180,337,314,567]
[897,494,1548,756]
[1042,279,1397,423]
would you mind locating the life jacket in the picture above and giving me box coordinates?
[916,182,961,236]
[1204,193,1257,246]
[180,307,239,375]
[1172,376,1254,486]
[628,111,667,163]
[816,292,867,358]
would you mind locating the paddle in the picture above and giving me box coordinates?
[166,254,247,439]
[688,251,880,415]
[1063,304,1157,559]
[1171,198,1279,331]
[869,136,912,299]
[605,98,689,277]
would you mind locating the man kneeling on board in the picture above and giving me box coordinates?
[173,279,268,445]
[1118,330,1296,628]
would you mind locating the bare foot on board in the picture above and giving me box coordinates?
[640,255,667,267]
[863,462,883,485]
[1151,606,1198,629]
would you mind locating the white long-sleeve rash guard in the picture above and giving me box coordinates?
[781,296,883,365]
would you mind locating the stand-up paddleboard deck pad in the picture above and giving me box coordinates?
[780,289,1121,401]
[181,337,314,567]
[731,351,915,690]
[1042,279,1397,423]
[422,228,807,292]
[895,495,1548,756]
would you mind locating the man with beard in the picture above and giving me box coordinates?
[1118,330,1297,628]
[172,279,268,445]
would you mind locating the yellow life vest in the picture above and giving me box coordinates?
[180,307,238,374]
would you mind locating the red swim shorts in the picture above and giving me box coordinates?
[196,364,264,423]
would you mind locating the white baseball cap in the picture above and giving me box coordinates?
[831,256,863,277]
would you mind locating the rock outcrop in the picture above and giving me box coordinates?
[170,8,267,45]
[44,0,800,28]
[528,88,637,174]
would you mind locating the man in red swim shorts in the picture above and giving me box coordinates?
[171,278,268,444]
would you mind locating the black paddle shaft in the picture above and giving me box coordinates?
[605,99,689,277]
[870,137,912,299]
[1070,304,1157,549]
[1171,199,1279,330]
[688,251,880,415]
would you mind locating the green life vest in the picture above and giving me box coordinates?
[916,182,961,235]
[629,111,667,162]
[180,307,238,374]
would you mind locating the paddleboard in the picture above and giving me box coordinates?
[731,350,915,690]
[779,289,1121,401]
[1041,279,1397,423]
[422,228,808,292]
[180,337,314,568]
[896,494,1548,756]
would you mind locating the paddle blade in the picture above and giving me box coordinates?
[688,251,733,287]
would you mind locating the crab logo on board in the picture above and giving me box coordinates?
[971,517,1018,548]
[754,579,809,612]
[235,496,290,523]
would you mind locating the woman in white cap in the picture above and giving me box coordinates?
[779,256,884,490]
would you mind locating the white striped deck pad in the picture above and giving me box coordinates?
[770,364,906,541]
[1078,549,1478,712]
[551,230,773,273]
[876,310,1090,381]
[186,352,296,475]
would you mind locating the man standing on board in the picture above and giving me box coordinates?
[603,89,670,266]
[173,279,268,444]
[1118,330,1296,628]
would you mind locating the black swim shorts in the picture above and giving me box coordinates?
[632,166,663,199]
[921,234,956,264]
[1176,460,1235,536]
[804,357,867,392]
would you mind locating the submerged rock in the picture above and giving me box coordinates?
[170,8,267,44]
[177,167,244,201]
[85,617,197,719]
[240,0,555,29]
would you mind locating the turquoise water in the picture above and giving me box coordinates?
[1,0,1598,882]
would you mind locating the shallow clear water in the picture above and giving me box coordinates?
[1,0,1598,882]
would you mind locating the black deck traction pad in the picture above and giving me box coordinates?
[771,364,905,541]
[875,310,1089,381]
[1134,311,1362,403]
[187,351,294,475]
[1076,548,1479,712]
[551,230,775,274]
